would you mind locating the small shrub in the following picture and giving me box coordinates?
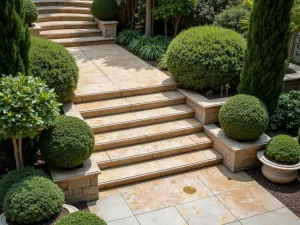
[3,176,64,224]
[213,5,250,34]
[268,91,300,132]
[39,116,95,169]
[139,44,166,61]
[0,167,49,204]
[266,135,300,163]
[24,0,38,25]
[29,37,78,103]
[91,0,118,20]
[117,29,142,45]
[166,26,246,91]
[158,53,168,70]
[56,211,107,225]
[128,36,154,53]
[219,94,269,141]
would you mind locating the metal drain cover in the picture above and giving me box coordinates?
[183,186,197,194]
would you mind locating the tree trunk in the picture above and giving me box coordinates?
[165,19,168,37]
[145,0,152,36]
[18,138,24,168]
[131,0,136,29]
[12,137,21,169]
[172,16,181,36]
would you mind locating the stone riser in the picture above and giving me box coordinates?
[54,39,115,47]
[38,15,94,22]
[38,7,91,14]
[34,1,92,8]
[40,22,97,30]
[40,29,102,39]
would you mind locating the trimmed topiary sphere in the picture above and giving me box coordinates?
[166,26,246,91]
[39,116,95,169]
[91,0,118,20]
[29,37,78,103]
[3,176,64,224]
[266,135,300,164]
[0,167,49,204]
[219,94,269,141]
[56,211,107,225]
[24,0,38,25]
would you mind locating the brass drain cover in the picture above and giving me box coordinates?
[183,186,197,194]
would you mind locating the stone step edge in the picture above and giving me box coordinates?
[96,140,213,169]
[94,123,203,151]
[88,108,194,133]
[72,83,179,103]
[98,150,223,189]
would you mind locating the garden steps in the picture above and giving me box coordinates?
[92,133,213,169]
[37,6,91,14]
[40,28,102,39]
[97,149,223,189]
[37,13,94,22]
[50,36,115,47]
[85,104,194,133]
[93,118,203,151]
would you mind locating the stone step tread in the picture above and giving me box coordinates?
[85,104,194,131]
[98,149,223,187]
[40,28,101,35]
[38,20,97,27]
[76,91,185,115]
[93,132,212,165]
[38,13,94,18]
[51,36,114,44]
[37,6,91,12]
[34,0,93,4]
[94,118,202,146]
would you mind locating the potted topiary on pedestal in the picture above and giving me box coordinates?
[257,135,300,184]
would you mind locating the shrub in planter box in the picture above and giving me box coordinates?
[56,211,107,225]
[24,0,38,25]
[91,0,118,20]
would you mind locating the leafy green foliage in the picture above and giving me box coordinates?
[39,116,95,169]
[128,36,154,53]
[24,0,38,25]
[3,176,64,224]
[219,94,269,141]
[158,53,168,70]
[298,128,300,144]
[0,167,49,204]
[266,135,300,163]
[238,0,294,113]
[0,74,60,140]
[213,5,250,34]
[56,211,107,225]
[29,37,78,103]
[117,29,142,45]
[139,44,166,61]
[268,91,300,132]
[166,26,246,91]
[91,0,118,20]
[0,0,30,76]
[153,35,170,47]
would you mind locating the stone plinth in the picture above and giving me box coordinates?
[284,63,300,92]
[29,23,41,37]
[204,124,270,172]
[50,158,101,204]
[95,19,118,38]
[178,89,231,125]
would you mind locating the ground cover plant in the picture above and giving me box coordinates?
[56,211,107,225]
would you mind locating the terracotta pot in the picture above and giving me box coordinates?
[0,204,78,225]
[257,150,300,184]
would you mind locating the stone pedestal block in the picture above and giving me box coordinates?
[95,19,118,38]
[29,23,41,37]
[50,158,101,204]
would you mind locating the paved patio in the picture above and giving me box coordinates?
[87,165,300,225]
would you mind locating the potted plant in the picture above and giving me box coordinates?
[257,135,300,184]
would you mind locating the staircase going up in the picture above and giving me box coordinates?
[33,0,115,47]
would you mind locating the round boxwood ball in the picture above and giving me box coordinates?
[56,211,107,225]
[91,0,118,20]
[39,116,95,169]
[219,94,269,141]
[0,167,49,204]
[24,0,38,25]
[3,176,64,224]
[166,26,246,91]
[266,135,300,164]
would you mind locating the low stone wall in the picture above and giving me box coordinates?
[29,23,41,37]
[284,63,300,92]
[204,124,270,172]
[95,19,118,38]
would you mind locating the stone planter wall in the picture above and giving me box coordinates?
[284,63,300,92]
[29,23,41,37]
[95,19,118,38]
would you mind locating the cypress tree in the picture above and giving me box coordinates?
[238,0,294,113]
[0,0,30,76]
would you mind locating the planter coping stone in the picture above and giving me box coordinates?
[29,22,42,30]
[63,102,84,120]
[284,63,300,81]
[97,20,119,25]
[257,150,300,171]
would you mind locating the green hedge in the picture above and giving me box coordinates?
[29,37,78,103]
[0,167,49,204]
[3,176,64,224]
[266,135,300,163]
[91,0,118,20]
[39,116,95,169]
[24,0,38,25]
[56,212,107,225]
[166,26,246,91]
[219,94,269,141]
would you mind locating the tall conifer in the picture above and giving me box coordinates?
[238,0,294,113]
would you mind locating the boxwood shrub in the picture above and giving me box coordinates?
[266,135,300,164]
[219,94,269,141]
[39,116,95,169]
[24,0,38,25]
[56,211,107,225]
[91,0,118,20]
[0,167,49,204]
[3,176,64,224]
[166,26,246,91]
[29,37,78,103]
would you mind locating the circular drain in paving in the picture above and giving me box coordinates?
[183,186,197,194]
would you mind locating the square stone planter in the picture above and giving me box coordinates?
[284,63,300,92]
[94,19,118,38]
[29,23,41,37]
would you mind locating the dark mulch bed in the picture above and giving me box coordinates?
[246,168,300,217]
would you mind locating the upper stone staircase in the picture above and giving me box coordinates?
[33,0,115,46]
